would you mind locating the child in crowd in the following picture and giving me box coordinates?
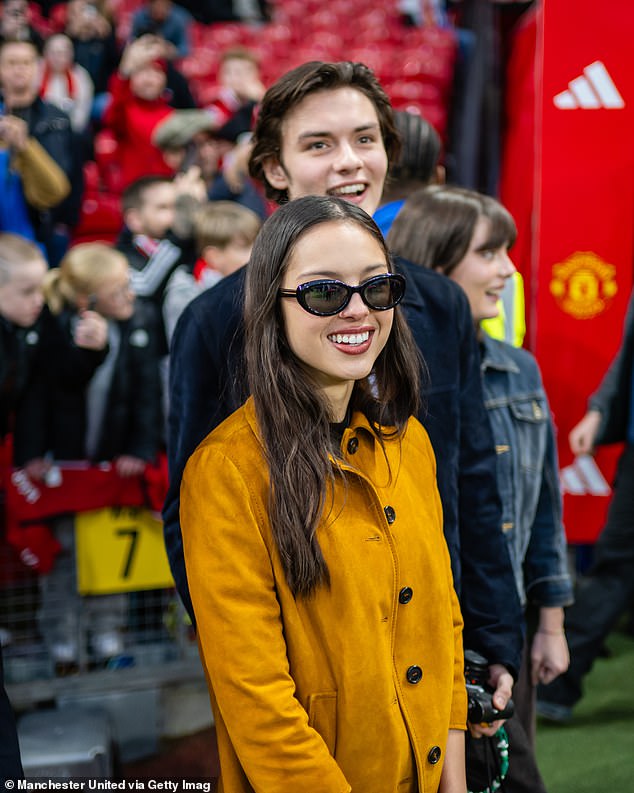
[115,175,182,351]
[162,200,261,342]
[204,47,265,138]
[102,35,174,190]
[33,243,163,671]
[0,234,111,678]
[0,234,47,465]
[0,233,107,472]
[0,233,42,783]
[41,243,162,469]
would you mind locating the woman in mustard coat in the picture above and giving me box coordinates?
[180,196,467,793]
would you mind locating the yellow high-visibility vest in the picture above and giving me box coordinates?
[481,271,526,348]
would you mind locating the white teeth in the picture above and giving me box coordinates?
[328,331,370,345]
[330,184,365,196]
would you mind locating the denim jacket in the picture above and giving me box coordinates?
[480,335,573,609]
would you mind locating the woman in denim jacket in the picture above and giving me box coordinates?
[389,185,573,793]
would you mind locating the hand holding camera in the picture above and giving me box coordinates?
[465,650,514,736]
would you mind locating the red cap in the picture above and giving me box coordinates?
[148,57,168,74]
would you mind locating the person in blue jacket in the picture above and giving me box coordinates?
[374,109,443,237]
[0,38,79,265]
[164,61,523,718]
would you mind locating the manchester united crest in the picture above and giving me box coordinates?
[550,252,618,319]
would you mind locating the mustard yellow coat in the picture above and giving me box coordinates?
[181,397,466,793]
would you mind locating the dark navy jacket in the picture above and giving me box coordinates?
[18,304,162,465]
[0,317,40,440]
[164,257,524,676]
[589,289,634,446]
[0,648,23,783]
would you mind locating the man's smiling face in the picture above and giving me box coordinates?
[263,86,389,216]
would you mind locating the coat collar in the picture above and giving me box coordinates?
[241,395,402,493]
[241,395,396,460]
[480,333,521,375]
[242,395,385,445]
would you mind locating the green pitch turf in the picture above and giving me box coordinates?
[536,628,634,793]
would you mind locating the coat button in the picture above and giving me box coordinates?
[384,505,396,524]
[399,586,413,604]
[427,746,442,765]
[347,436,359,454]
[406,665,422,684]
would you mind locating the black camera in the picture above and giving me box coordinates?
[465,649,514,723]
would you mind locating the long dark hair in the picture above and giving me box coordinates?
[248,61,401,204]
[245,196,420,596]
[387,185,517,274]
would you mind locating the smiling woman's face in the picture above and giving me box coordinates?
[263,87,389,217]
[280,220,393,420]
[447,216,516,324]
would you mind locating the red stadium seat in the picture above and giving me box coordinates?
[45,3,68,33]
[387,79,440,103]
[73,192,123,245]
[93,130,124,195]
[204,22,251,49]
[347,46,397,82]
[191,80,223,108]
[255,23,294,47]
[82,160,100,195]
[178,48,219,80]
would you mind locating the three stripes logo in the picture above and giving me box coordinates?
[553,61,624,110]
[560,454,611,497]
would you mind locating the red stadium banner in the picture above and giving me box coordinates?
[529,1,634,542]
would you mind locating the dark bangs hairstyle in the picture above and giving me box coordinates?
[387,184,517,275]
[244,195,420,597]
[248,60,401,205]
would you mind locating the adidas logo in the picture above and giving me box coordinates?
[553,61,624,110]
[560,454,611,497]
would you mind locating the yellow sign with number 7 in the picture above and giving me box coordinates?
[75,506,174,595]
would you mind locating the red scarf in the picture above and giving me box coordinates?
[3,455,168,573]
[133,234,161,259]
[192,257,209,282]
[40,63,76,101]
